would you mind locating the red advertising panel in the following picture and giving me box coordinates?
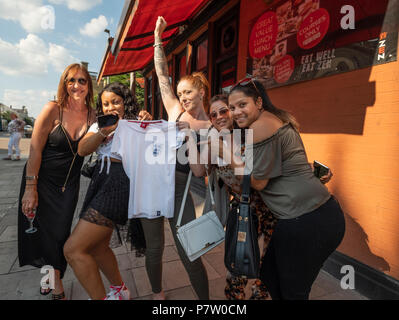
[248,0,398,88]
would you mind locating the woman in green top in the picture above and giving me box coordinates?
[224,78,345,300]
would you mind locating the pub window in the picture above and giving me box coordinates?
[146,76,152,114]
[176,50,187,80]
[192,32,208,75]
[212,5,239,95]
[216,57,236,95]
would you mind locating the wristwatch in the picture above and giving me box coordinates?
[25,175,39,181]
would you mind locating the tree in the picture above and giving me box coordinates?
[23,117,34,126]
[3,111,11,122]
[107,72,145,110]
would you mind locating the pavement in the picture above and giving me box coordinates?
[0,133,368,300]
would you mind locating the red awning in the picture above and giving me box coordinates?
[98,0,211,79]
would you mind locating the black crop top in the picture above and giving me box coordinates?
[175,111,203,173]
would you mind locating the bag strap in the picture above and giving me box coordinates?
[206,169,215,208]
[241,174,251,203]
[176,170,192,229]
[235,174,251,275]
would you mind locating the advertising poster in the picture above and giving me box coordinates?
[248,0,399,88]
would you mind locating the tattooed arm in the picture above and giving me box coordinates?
[154,16,182,121]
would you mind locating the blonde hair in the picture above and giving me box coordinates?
[56,63,94,111]
[179,72,210,111]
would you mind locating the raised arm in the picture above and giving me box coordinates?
[154,16,182,121]
[78,120,118,157]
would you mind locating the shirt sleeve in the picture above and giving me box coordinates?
[110,122,124,159]
[245,137,282,180]
[88,122,99,134]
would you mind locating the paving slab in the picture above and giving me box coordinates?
[0,241,18,275]
[0,226,17,243]
[0,151,369,300]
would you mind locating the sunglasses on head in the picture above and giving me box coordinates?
[209,108,229,120]
[65,77,88,86]
[233,77,261,96]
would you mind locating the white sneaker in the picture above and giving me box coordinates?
[105,283,131,300]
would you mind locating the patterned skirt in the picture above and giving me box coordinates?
[80,162,146,252]
[80,162,130,225]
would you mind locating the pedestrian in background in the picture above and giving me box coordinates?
[3,112,25,161]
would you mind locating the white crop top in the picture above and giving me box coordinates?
[88,122,122,174]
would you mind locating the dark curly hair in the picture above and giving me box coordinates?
[96,82,139,119]
[229,79,299,130]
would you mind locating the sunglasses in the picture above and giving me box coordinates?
[209,108,229,120]
[233,77,261,96]
[65,77,88,86]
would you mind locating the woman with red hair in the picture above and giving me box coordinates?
[144,16,211,300]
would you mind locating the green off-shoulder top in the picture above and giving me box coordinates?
[244,123,331,219]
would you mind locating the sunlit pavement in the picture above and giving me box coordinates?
[0,136,367,300]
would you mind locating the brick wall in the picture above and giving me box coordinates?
[238,0,399,280]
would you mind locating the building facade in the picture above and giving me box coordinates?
[99,0,399,298]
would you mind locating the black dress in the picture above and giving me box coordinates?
[18,107,89,279]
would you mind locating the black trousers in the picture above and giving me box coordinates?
[260,196,346,300]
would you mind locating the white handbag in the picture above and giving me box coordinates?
[176,170,225,262]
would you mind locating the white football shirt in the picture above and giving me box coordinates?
[111,119,184,219]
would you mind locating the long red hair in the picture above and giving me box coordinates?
[179,72,210,112]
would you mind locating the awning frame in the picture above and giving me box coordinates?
[142,0,232,75]
[98,0,235,80]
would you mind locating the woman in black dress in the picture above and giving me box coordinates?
[18,63,95,300]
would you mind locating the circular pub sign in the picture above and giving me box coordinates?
[297,8,330,50]
[249,11,278,59]
[273,55,295,84]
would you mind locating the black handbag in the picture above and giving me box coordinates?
[224,174,260,278]
[81,153,97,178]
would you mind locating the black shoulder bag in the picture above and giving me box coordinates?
[81,153,97,178]
[224,174,260,278]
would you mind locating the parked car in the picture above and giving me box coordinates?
[24,125,33,138]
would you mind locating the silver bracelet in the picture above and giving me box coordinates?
[98,130,108,138]
[25,175,39,181]
[153,42,163,47]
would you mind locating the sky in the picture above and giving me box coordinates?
[0,0,126,118]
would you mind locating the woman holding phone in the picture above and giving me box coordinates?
[63,82,151,300]
[219,78,345,300]
[191,94,333,300]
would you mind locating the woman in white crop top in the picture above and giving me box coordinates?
[63,82,151,300]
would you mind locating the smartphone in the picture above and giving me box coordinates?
[313,160,329,178]
[97,114,118,128]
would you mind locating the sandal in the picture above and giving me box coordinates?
[39,287,52,296]
[52,292,66,300]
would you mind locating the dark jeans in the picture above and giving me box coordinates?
[260,196,345,300]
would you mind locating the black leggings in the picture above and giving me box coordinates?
[260,196,345,300]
